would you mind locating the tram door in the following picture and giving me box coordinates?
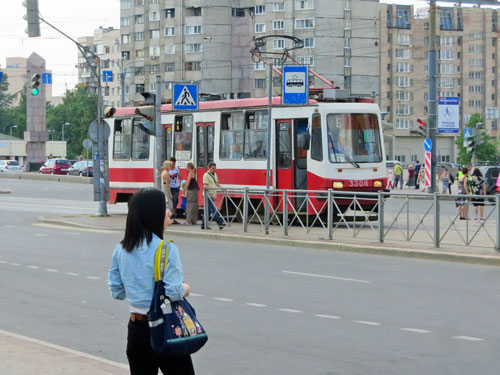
[294,118,309,211]
[163,125,172,159]
[196,123,215,198]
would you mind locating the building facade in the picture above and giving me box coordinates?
[117,0,379,105]
[380,4,500,163]
[78,27,122,107]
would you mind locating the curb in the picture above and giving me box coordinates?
[0,190,11,194]
[38,217,500,267]
[0,172,92,184]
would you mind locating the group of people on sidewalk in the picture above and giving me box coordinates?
[387,160,425,190]
[455,166,487,220]
[160,157,225,230]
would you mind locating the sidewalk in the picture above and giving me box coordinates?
[0,330,128,375]
[39,212,500,267]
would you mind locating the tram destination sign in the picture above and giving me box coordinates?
[282,65,308,105]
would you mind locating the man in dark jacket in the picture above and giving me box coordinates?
[414,161,421,189]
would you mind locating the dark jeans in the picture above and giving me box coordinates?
[127,319,195,375]
[204,197,224,226]
[394,175,403,189]
[171,188,180,219]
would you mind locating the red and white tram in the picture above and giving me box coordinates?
[106,96,387,214]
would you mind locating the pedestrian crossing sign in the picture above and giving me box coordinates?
[173,84,198,111]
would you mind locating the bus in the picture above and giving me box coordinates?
[106,96,387,215]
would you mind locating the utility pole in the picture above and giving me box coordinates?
[264,63,273,235]
[428,0,438,193]
[154,75,163,190]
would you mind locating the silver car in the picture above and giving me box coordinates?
[65,160,93,177]
[0,160,22,173]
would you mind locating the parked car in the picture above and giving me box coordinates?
[39,158,72,175]
[476,166,500,197]
[66,160,93,177]
[0,160,22,173]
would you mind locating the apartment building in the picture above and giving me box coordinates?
[78,27,122,107]
[380,4,500,163]
[118,0,379,104]
[2,57,52,106]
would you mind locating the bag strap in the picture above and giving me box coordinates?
[154,240,172,282]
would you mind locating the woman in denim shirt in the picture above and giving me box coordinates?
[108,188,195,375]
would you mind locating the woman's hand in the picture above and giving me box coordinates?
[182,282,191,297]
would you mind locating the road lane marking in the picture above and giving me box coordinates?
[279,308,302,313]
[315,314,340,319]
[35,233,48,237]
[354,320,381,326]
[0,260,7,264]
[282,270,372,284]
[452,336,484,342]
[86,276,100,280]
[4,225,14,228]
[32,223,118,234]
[213,297,233,302]
[46,269,59,272]
[190,293,203,297]
[66,272,79,276]
[9,263,21,266]
[63,232,81,236]
[27,266,39,269]
[401,328,431,334]
[246,303,267,307]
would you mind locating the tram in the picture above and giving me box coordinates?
[105,95,387,214]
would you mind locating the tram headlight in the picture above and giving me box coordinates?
[332,181,344,189]
[373,180,383,188]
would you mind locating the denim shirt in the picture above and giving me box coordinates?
[108,234,186,310]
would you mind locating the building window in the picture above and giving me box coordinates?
[397,34,411,45]
[297,56,314,66]
[468,85,483,93]
[150,29,160,39]
[149,46,160,57]
[468,44,485,53]
[438,63,454,74]
[165,62,175,72]
[121,35,130,44]
[395,48,410,59]
[255,5,266,15]
[136,0,144,5]
[396,118,412,129]
[303,37,315,48]
[396,76,411,87]
[184,43,202,53]
[273,2,284,11]
[150,65,160,74]
[395,104,412,115]
[396,8,410,28]
[149,11,159,22]
[165,8,175,18]
[295,0,314,10]
[134,32,144,41]
[255,79,266,89]
[254,61,266,71]
[120,0,131,9]
[396,62,412,73]
[469,58,485,67]
[273,20,285,30]
[295,18,314,29]
[134,66,144,76]
[396,90,412,101]
[344,57,351,67]
[440,11,454,30]
[185,61,201,71]
[387,8,393,27]
[438,49,455,60]
[136,84,145,93]
[232,8,245,17]
[469,31,485,40]
[185,25,202,35]
[439,77,454,88]
[149,83,156,92]
[164,27,175,37]
[439,36,453,46]
[134,14,144,24]
[165,44,175,54]
[254,23,266,33]
[120,17,130,27]
[468,100,483,107]
[135,49,144,58]
[469,71,483,79]
[344,38,351,49]
[273,39,285,49]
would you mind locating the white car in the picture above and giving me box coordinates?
[0,160,23,172]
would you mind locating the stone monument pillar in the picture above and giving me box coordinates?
[25,52,48,171]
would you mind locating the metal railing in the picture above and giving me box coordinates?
[202,187,500,251]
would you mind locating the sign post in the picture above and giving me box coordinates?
[424,151,432,188]
[282,65,308,105]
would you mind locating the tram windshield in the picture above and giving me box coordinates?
[327,113,382,164]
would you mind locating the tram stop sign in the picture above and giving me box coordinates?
[88,120,111,142]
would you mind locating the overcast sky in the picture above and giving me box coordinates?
[0,0,450,97]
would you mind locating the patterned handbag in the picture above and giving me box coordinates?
[147,240,208,356]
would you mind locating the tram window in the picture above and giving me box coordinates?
[174,115,193,160]
[220,111,244,160]
[131,119,150,160]
[278,122,291,169]
[327,113,382,163]
[113,119,132,160]
[310,113,322,161]
[244,110,268,159]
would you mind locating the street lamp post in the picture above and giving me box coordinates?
[48,129,54,141]
[8,125,18,137]
[107,56,144,107]
[61,122,70,141]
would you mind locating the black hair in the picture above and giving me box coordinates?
[170,157,176,162]
[462,167,469,175]
[472,168,483,178]
[208,162,216,168]
[121,188,165,252]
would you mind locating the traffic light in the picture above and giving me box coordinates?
[416,118,427,137]
[22,0,40,37]
[31,73,41,96]
[466,137,475,154]
[140,92,156,105]
[103,106,116,118]
[135,107,155,135]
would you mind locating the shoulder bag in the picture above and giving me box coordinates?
[147,240,208,356]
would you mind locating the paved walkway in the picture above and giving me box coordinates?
[0,330,128,375]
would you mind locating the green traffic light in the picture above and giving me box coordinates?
[31,88,39,96]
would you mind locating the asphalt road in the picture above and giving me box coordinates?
[1,179,500,374]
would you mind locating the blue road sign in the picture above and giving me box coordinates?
[464,128,472,139]
[173,84,198,110]
[102,70,113,82]
[0,72,3,83]
[282,65,308,105]
[424,137,432,152]
[42,73,52,84]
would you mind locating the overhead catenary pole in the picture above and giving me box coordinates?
[265,63,273,235]
[154,75,163,190]
[428,0,438,193]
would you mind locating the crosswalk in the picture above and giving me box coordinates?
[0,196,128,215]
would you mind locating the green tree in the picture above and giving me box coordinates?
[455,113,499,164]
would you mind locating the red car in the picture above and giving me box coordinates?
[39,158,72,175]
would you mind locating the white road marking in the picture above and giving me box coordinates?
[452,336,484,342]
[354,320,381,326]
[282,270,371,284]
[35,233,48,237]
[0,260,7,264]
[66,272,79,276]
[315,314,340,319]
[63,232,81,236]
[46,269,59,273]
[401,328,431,334]
[86,276,100,280]
[27,266,39,269]
[246,303,267,307]
[9,263,21,266]
[189,293,203,297]
[279,308,303,313]
[4,225,14,228]
[32,223,118,234]
[213,297,233,302]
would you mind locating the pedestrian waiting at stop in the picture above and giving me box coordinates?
[183,162,199,225]
[201,162,225,230]
[161,160,174,213]
[394,161,403,189]
[469,168,487,220]
[440,168,451,194]
[108,188,195,375]
[456,167,470,220]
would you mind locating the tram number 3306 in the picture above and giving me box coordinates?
[347,180,369,187]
